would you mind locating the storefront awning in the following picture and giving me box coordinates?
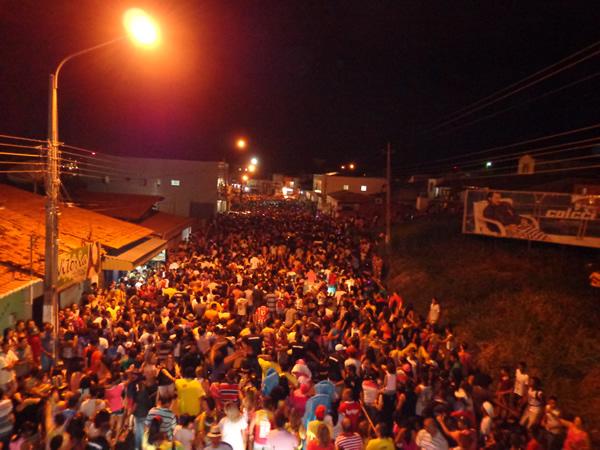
[102,237,167,271]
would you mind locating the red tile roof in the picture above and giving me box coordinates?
[0,184,153,275]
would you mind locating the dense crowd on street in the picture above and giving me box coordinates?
[0,201,591,450]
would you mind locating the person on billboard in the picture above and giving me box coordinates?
[483,192,548,240]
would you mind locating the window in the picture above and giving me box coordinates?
[171,179,181,186]
[343,184,349,191]
[360,185,367,192]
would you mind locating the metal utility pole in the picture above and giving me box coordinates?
[45,74,60,359]
[385,141,392,247]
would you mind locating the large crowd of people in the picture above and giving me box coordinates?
[0,201,591,449]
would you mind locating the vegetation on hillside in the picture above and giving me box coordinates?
[386,217,600,441]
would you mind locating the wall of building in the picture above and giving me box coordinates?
[86,157,228,218]
[313,175,386,196]
[0,281,43,331]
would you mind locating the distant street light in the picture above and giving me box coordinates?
[485,161,493,168]
[250,157,258,165]
[44,8,161,358]
[349,163,356,170]
[236,138,247,150]
[248,164,256,173]
[242,174,249,182]
[341,165,346,170]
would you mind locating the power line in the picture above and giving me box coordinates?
[0,142,43,151]
[423,40,600,133]
[394,137,600,175]
[457,162,600,180]
[401,121,600,170]
[434,70,600,136]
[0,161,45,165]
[0,133,46,144]
[0,151,44,158]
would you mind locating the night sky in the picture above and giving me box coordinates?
[1,1,599,176]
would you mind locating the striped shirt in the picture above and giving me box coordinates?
[146,406,177,439]
[219,382,240,403]
[335,432,363,450]
[0,399,12,437]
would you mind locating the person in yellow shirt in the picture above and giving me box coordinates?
[204,303,221,322]
[365,423,395,450]
[175,367,206,416]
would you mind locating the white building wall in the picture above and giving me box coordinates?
[86,157,228,218]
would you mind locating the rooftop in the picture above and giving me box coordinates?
[0,184,154,275]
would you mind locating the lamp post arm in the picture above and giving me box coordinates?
[53,36,125,88]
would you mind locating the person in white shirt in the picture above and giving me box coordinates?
[513,361,529,411]
[427,298,441,325]
[266,411,298,450]
[0,341,17,395]
[174,415,196,450]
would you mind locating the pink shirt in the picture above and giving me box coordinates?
[105,383,125,412]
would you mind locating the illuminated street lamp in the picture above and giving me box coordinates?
[248,164,256,173]
[250,157,258,165]
[44,8,160,357]
[349,163,356,170]
[242,174,249,182]
[236,138,247,150]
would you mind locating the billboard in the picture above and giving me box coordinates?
[57,242,102,288]
[462,189,600,249]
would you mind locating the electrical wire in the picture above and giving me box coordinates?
[0,142,43,151]
[400,122,600,170]
[393,138,600,175]
[422,40,600,133]
[456,163,600,180]
[434,70,600,136]
[0,151,44,158]
[0,134,46,144]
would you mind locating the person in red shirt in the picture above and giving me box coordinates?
[308,423,334,450]
[338,389,362,432]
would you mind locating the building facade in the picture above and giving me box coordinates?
[85,157,228,218]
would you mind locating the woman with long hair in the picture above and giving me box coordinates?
[308,423,334,450]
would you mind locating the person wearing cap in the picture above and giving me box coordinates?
[304,405,333,449]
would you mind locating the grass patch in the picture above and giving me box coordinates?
[387,217,600,441]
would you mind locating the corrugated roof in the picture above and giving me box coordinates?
[0,265,41,298]
[0,184,154,275]
[139,212,194,240]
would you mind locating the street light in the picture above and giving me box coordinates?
[248,164,256,173]
[250,157,258,165]
[236,138,247,150]
[44,8,160,358]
